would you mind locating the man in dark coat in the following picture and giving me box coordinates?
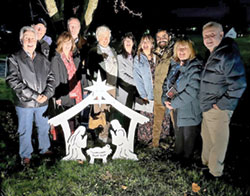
[6,26,55,166]
[199,21,247,178]
[33,18,53,59]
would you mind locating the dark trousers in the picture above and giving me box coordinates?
[172,110,200,158]
[174,125,200,158]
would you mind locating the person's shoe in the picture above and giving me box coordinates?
[180,157,192,167]
[194,161,208,170]
[150,140,159,148]
[21,158,30,167]
[41,150,53,157]
[203,169,221,180]
[44,150,53,155]
[159,143,170,150]
[169,153,182,162]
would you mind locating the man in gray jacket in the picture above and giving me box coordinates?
[6,26,55,166]
[200,22,247,178]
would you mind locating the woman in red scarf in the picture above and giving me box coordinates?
[51,31,83,133]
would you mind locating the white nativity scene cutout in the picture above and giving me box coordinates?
[48,72,149,163]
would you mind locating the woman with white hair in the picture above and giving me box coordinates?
[86,25,118,87]
[85,25,118,143]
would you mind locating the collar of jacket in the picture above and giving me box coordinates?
[97,44,103,55]
[206,37,234,64]
[156,48,172,63]
[172,58,191,71]
[97,44,117,56]
[179,58,202,73]
[139,52,156,63]
[21,48,36,60]
[96,44,118,71]
[96,45,106,71]
[211,37,235,55]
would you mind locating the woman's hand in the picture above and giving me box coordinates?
[165,101,174,110]
[56,99,62,105]
[213,104,219,110]
[142,98,149,105]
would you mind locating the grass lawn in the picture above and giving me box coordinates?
[1,35,250,196]
[1,135,249,196]
[0,78,15,103]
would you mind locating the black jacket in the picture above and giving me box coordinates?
[200,37,247,112]
[85,45,118,87]
[51,52,82,107]
[6,49,55,108]
[36,39,50,59]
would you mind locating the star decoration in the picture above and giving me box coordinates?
[84,71,114,105]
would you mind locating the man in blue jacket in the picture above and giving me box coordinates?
[200,21,247,178]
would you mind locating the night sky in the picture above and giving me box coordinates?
[89,0,249,36]
[0,0,249,47]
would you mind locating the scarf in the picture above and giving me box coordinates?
[61,52,82,104]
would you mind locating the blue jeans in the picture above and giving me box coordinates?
[16,106,50,159]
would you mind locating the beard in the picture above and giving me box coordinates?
[157,41,168,49]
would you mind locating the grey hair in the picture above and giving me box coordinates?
[67,17,81,29]
[95,25,111,41]
[19,26,37,44]
[203,21,223,33]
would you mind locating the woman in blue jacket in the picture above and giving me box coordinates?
[133,34,155,144]
[162,39,202,161]
[133,33,170,145]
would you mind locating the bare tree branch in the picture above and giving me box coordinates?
[113,0,142,18]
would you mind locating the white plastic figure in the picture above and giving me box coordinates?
[62,126,88,161]
[86,144,112,164]
[110,119,138,161]
[48,71,149,161]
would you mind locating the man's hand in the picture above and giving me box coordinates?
[36,94,48,103]
[165,101,174,110]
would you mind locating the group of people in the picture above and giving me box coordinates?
[6,17,247,180]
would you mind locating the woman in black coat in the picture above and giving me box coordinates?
[51,31,83,133]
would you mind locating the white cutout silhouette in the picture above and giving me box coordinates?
[110,119,138,160]
[48,71,149,162]
[62,126,88,161]
[86,145,112,164]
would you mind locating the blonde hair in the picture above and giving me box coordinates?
[56,31,75,53]
[137,34,155,60]
[173,39,196,62]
